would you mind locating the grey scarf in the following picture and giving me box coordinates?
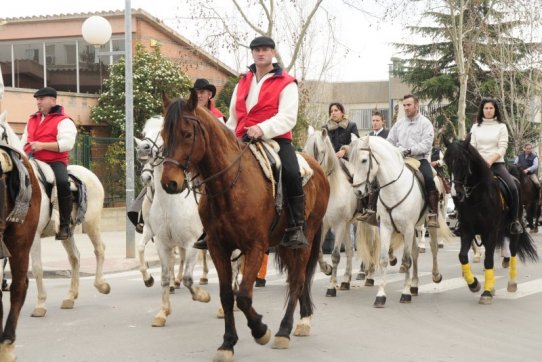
[325,118,349,131]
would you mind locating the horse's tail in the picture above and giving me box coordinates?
[516,230,539,263]
[436,212,455,244]
[355,222,380,272]
[303,222,324,299]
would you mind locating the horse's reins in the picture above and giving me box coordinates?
[313,140,334,177]
[353,146,417,233]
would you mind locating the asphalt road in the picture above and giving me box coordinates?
[11,236,542,362]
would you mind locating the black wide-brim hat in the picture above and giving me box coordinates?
[192,79,216,99]
[33,86,57,98]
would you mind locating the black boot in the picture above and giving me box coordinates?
[426,190,439,228]
[281,195,308,249]
[56,194,73,240]
[193,231,208,250]
[357,192,378,226]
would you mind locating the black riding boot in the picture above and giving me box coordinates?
[357,192,378,226]
[56,194,73,240]
[193,231,208,250]
[427,190,439,228]
[281,195,308,249]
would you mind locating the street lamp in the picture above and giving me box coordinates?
[82,2,135,258]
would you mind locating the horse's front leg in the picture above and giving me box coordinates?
[60,236,80,309]
[374,226,392,308]
[428,227,443,283]
[175,246,185,288]
[137,226,155,287]
[479,235,496,304]
[152,244,174,327]
[399,228,414,303]
[506,234,520,293]
[340,223,354,291]
[199,250,209,285]
[318,226,332,276]
[459,232,481,295]
[208,243,241,362]
[85,223,111,294]
[29,236,47,317]
[180,247,210,303]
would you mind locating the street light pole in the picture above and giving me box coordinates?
[124,0,135,258]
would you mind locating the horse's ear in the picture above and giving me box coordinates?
[185,88,198,112]
[351,133,359,142]
[307,125,315,136]
[321,127,328,138]
[0,111,7,124]
[134,137,142,147]
[162,92,171,114]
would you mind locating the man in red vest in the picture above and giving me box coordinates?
[228,35,306,249]
[22,87,77,240]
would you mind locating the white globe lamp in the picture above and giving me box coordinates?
[81,16,112,46]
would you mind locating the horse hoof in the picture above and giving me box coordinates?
[213,349,234,362]
[325,288,336,297]
[479,291,493,305]
[373,296,386,308]
[364,278,374,287]
[152,317,166,327]
[0,343,16,362]
[419,247,426,254]
[169,286,175,294]
[507,282,518,292]
[31,307,47,317]
[410,287,418,296]
[400,294,412,303]
[356,272,366,280]
[502,258,510,269]
[144,276,154,287]
[433,273,443,283]
[255,328,272,345]
[61,299,75,309]
[97,283,111,294]
[339,282,350,291]
[389,257,397,266]
[199,278,208,285]
[469,278,481,293]
[271,336,290,349]
[216,307,225,319]
[399,264,407,273]
[294,323,310,337]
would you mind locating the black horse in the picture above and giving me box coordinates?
[443,135,538,304]
[508,164,541,232]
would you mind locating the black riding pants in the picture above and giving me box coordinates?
[419,159,436,192]
[491,162,520,219]
[275,138,303,198]
[49,161,71,199]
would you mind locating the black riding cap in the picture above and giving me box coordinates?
[33,87,57,98]
[249,36,275,50]
[192,79,216,99]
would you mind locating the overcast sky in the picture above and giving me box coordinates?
[2,0,405,81]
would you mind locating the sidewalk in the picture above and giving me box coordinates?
[7,230,161,278]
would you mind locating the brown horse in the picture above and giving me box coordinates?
[0,151,41,361]
[509,164,541,232]
[160,93,329,362]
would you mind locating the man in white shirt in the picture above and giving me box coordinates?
[22,87,77,240]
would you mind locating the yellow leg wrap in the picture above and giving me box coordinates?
[509,256,517,280]
[462,264,475,285]
[484,268,495,292]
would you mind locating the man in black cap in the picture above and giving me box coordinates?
[22,87,77,240]
[226,35,306,249]
[193,78,225,122]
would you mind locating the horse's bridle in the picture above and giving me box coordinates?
[450,160,479,200]
[312,139,334,176]
[141,132,164,167]
[162,114,249,198]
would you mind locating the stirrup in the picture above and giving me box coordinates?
[193,234,208,250]
[356,209,375,222]
[55,225,72,240]
[426,213,439,228]
[281,226,308,249]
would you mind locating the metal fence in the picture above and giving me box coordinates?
[70,134,128,207]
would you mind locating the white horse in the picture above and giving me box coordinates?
[135,115,210,327]
[0,112,111,317]
[303,128,380,294]
[348,135,453,307]
[137,161,209,290]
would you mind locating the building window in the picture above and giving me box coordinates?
[13,42,44,89]
[349,108,390,131]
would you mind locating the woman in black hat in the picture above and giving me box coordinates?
[193,78,225,122]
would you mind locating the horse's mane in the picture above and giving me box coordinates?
[445,140,494,186]
[162,98,185,157]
